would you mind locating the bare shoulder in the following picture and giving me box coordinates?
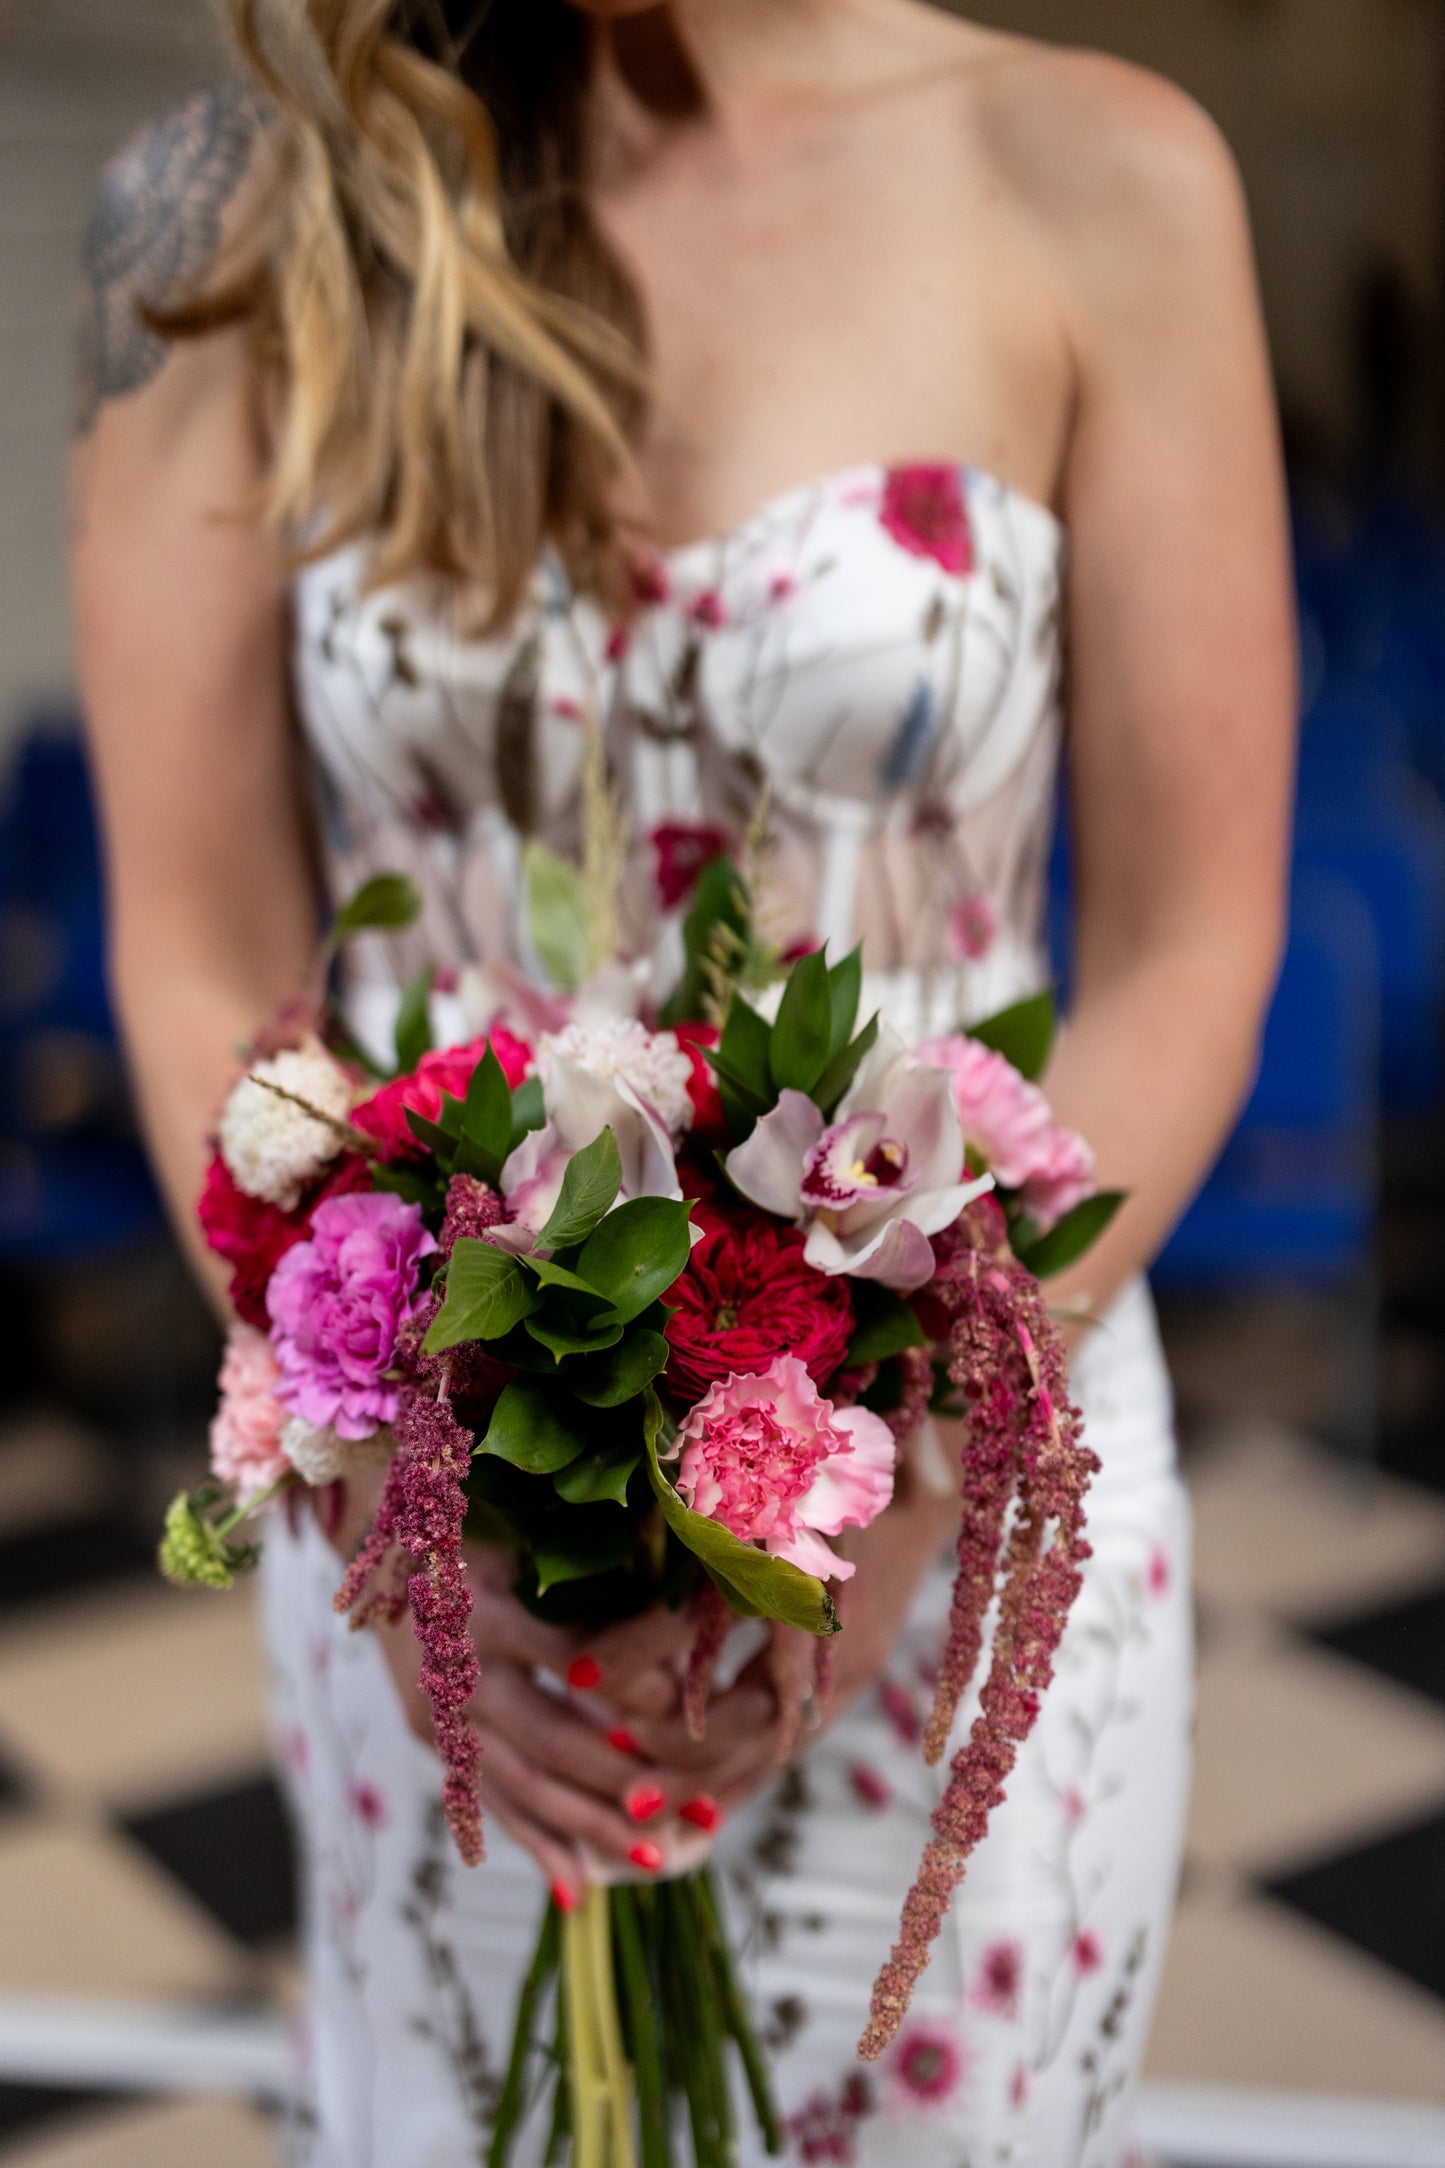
[74,82,267,440]
[968,40,1250,275]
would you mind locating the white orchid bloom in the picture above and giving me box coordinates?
[724,1021,992,1290]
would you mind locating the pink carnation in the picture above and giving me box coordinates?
[351,1031,533,1163]
[671,1354,895,1583]
[267,1193,435,1440]
[914,1034,1095,1233]
[210,1324,290,1505]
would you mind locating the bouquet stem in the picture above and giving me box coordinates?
[490,1869,784,2168]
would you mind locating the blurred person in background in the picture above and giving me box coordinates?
[69,1,1294,2161]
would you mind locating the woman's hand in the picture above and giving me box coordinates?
[329,1473,702,1897]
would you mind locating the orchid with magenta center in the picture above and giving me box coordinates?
[726,1021,991,1289]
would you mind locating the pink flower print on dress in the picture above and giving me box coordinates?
[277,1723,309,1782]
[1072,1927,1104,1976]
[972,1938,1025,2021]
[689,589,727,629]
[948,892,999,963]
[888,2020,967,2108]
[550,694,584,722]
[880,465,973,577]
[669,1355,895,1583]
[768,569,799,606]
[651,821,731,910]
[1009,2064,1030,2111]
[1061,1783,1087,1828]
[630,557,671,608]
[605,624,631,664]
[347,1777,388,1830]
[849,1763,893,1811]
[1146,1544,1172,1600]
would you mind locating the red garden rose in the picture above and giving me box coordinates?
[879,464,973,577]
[198,1151,370,1330]
[352,1028,533,1163]
[664,1211,855,1407]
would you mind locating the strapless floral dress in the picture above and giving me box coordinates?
[263,463,1192,2167]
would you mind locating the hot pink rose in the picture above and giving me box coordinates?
[879,464,973,576]
[210,1324,290,1505]
[914,1034,1095,1233]
[267,1192,436,1440]
[670,1354,895,1583]
[351,1030,533,1163]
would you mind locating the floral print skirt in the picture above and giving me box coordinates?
[264,1276,1191,2168]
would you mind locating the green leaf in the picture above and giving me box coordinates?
[967,990,1056,1083]
[461,1043,515,1171]
[659,855,750,1027]
[575,1197,695,1324]
[641,1393,839,1637]
[404,1106,456,1162]
[826,946,863,1060]
[524,842,589,993]
[531,1510,638,1595]
[847,1282,928,1366]
[769,948,833,1095]
[509,1075,545,1147]
[571,1329,671,1409]
[813,1010,880,1120]
[1013,1190,1126,1279]
[481,1380,588,1475]
[424,1239,540,1353]
[706,1051,770,1119]
[524,1314,626,1362]
[553,1437,641,1507]
[393,969,434,1074]
[536,1129,623,1251]
[331,872,422,945]
[718,993,774,1103]
[529,1258,608,1300]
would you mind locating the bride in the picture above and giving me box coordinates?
[71,1,1293,2160]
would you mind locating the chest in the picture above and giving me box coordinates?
[594,93,1070,542]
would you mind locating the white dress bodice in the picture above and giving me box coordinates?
[293,462,1066,1042]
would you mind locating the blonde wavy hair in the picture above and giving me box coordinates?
[169,0,646,623]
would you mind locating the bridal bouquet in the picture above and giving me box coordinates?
[165,836,1117,2166]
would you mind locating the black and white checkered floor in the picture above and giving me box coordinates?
[0,1299,1441,2165]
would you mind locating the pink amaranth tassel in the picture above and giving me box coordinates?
[684,1578,734,1742]
[334,1386,485,1867]
[440,1173,506,1255]
[858,1197,1099,2062]
[884,1344,935,1453]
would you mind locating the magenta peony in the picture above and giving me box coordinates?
[209,1324,291,1505]
[671,1354,895,1583]
[914,1033,1095,1233]
[267,1193,436,1440]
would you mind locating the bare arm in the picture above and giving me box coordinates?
[71,89,316,1289]
[1023,60,1296,1319]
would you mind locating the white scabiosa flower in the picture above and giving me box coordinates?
[542,1018,695,1137]
[217,1040,356,1209]
[281,1415,394,1489]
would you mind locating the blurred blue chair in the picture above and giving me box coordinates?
[1154,872,1380,1450]
[0,720,162,1263]
[1294,778,1445,1114]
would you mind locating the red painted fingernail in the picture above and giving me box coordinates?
[679,1794,721,1834]
[627,1841,663,1874]
[625,1782,666,1824]
[551,1877,577,1914]
[608,1727,642,1757]
[567,1655,603,1692]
